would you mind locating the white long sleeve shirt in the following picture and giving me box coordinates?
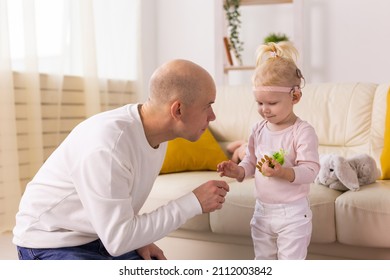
[239,118,320,204]
[13,104,202,256]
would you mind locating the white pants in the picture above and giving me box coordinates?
[250,197,312,260]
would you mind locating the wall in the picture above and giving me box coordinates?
[227,2,295,85]
[138,0,157,101]
[304,0,390,84]
[138,0,221,100]
[153,0,390,87]
[155,0,221,82]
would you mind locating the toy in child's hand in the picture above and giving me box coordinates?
[271,149,286,166]
[315,153,381,192]
[256,149,286,172]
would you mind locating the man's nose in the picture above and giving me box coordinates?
[209,109,216,121]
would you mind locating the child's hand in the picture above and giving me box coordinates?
[256,149,286,173]
[217,160,240,179]
[259,159,283,177]
[256,154,274,171]
[257,153,294,181]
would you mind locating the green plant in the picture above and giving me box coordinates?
[224,0,243,65]
[263,32,289,44]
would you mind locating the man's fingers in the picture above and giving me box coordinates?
[215,180,229,191]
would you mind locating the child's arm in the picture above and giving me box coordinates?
[217,160,245,182]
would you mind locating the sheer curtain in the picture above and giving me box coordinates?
[0,0,141,232]
[0,0,22,233]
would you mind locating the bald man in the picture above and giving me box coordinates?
[13,60,229,260]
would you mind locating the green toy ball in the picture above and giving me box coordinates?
[272,149,286,166]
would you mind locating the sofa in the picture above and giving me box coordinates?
[140,82,390,260]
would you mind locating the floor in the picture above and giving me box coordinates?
[0,232,17,260]
[0,231,349,260]
[0,232,253,260]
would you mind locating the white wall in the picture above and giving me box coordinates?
[151,0,390,86]
[138,0,221,99]
[227,3,295,85]
[139,0,157,101]
[304,0,390,84]
[155,0,221,81]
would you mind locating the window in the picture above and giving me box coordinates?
[7,0,138,80]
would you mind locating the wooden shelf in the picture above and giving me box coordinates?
[240,0,292,5]
[221,0,301,82]
[224,65,255,73]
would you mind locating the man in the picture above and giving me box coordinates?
[13,59,229,260]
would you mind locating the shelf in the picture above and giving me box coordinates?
[221,0,301,83]
[240,0,292,5]
[224,65,255,73]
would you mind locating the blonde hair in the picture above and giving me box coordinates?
[252,41,303,88]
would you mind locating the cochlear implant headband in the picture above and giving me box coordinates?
[253,68,305,93]
[252,85,301,93]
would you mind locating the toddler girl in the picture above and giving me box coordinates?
[217,41,320,260]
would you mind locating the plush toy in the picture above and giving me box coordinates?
[315,153,381,191]
[227,140,247,163]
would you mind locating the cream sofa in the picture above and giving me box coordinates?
[141,82,390,260]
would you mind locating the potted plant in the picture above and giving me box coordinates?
[263,32,289,43]
[224,0,243,65]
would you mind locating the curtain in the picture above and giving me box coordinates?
[0,0,141,232]
[0,0,22,233]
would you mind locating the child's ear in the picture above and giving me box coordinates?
[291,91,302,103]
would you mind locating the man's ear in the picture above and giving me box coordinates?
[170,100,182,120]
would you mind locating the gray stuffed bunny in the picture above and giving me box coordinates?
[315,153,381,191]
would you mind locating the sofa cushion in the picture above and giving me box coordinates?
[210,85,260,143]
[335,181,390,247]
[309,184,342,243]
[210,180,341,244]
[296,83,388,169]
[296,83,377,156]
[160,128,228,174]
[210,179,255,237]
[142,171,234,232]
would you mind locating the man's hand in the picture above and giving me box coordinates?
[136,243,167,260]
[193,180,229,213]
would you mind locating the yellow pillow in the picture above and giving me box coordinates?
[160,128,228,174]
[381,88,390,179]
[380,87,390,179]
